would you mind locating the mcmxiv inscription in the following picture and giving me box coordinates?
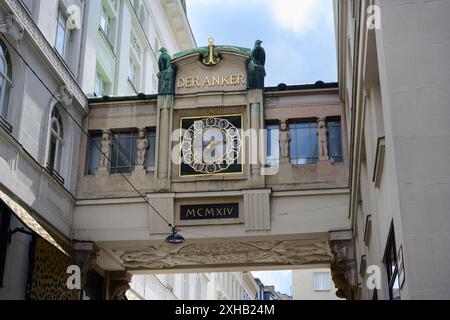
[180,203,239,220]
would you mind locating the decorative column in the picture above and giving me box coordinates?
[107,271,132,300]
[155,48,175,190]
[246,40,266,180]
[318,117,329,161]
[329,230,358,300]
[247,89,263,177]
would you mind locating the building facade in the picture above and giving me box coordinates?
[73,38,351,298]
[0,0,194,300]
[24,0,194,97]
[126,272,259,300]
[335,0,450,299]
[292,268,343,300]
[3,0,448,301]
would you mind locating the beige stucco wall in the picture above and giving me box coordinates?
[337,0,450,300]
[292,268,343,300]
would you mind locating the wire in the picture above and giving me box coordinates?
[0,33,174,232]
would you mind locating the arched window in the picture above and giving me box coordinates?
[0,39,12,122]
[48,107,64,174]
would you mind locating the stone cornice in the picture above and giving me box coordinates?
[4,0,88,110]
[159,0,196,51]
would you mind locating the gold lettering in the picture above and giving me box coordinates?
[213,76,220,86]
[193,77,200,87]
[238,74,245,85]
[203,76,211,87]
[177,77,185,88]
[196,208,204,217]
[186,77,194,88]
[221,75,230,86]
[226,208,234,216]
[230,74,237,85]
[180,74,246,89]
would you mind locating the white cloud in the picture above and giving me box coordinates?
[269,0,319,34]
[252,270,292,295]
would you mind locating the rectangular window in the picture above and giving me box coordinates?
[94,72,105,97]
[289,120,318,165]
[385,224,401,300]
[145,130,156,171]
[87,134,102,175]
[110,132,137,174]
[128,60,138,88]
[100,6,110,37]
[328,118,343,163]
[0,202,12,286]
[313,272,331,291]
[55,7,70,59]
[266,123,280,166]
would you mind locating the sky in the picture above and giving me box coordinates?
[185,0,337,86]
[252,270,292,296]
[185,0,337,296]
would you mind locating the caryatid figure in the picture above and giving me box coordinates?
[136,128,149,167]
[318,117,329,160]
[99,130,112,172]
[279,120,291,159]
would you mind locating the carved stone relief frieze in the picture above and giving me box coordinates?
[113,239,332,270]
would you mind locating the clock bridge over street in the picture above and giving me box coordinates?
[73,40,356,299]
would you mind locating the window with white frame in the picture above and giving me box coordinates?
[94,71,107,97]
[55,5,71,60]
[313,272,331,291]
[128,59,139,91]
[99,0,117,49]
[100,5,110,38]
[0,40,12,127]
[47,107,64,175]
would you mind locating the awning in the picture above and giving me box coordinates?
[0,189,69,256]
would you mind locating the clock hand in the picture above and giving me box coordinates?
[205,139,221,151]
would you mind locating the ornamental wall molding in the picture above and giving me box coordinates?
[4,0,88,109]
[56,85,74,108]
[0,12,24,41]
[113,239,332,270]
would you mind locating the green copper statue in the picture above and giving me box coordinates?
[157,47,175,95]
[247,40,266,89]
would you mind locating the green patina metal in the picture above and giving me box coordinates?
[172,45,251,61]
[246,40,266,90]
[156,40,266,94]
[157,48,176,95]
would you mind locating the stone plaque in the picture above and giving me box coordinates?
[180,203,239,221]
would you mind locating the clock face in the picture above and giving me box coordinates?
[180,115,242,176]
